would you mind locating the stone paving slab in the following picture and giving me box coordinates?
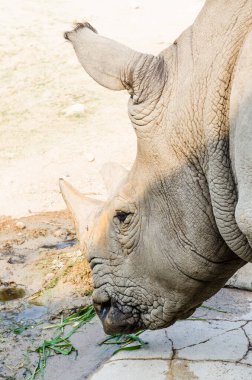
[90,360,169,380]
[90,288,252,380]
[193,288,252,321]
[91,359,252,380]
[177,328,248,361]
[171,360,252,380]
[167,320,245,349]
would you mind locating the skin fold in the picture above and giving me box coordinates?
[60,0,252,334]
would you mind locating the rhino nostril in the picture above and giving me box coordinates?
[100,300,111,319]
[94,300,111,320]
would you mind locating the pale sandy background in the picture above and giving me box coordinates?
[0,0,205,217]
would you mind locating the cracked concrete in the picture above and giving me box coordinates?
[177,329,248,362]
[89,288,252,380]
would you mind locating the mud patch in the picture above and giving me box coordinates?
[0,282,26,302]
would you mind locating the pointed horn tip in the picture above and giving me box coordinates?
[59,178,84,201]
[59,177,65,189]
[59,178,71,195]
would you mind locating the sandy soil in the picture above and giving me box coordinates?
[0,1,205,379]
[0,0,204,217]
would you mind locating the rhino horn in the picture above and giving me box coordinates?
[59,179,104,247]
[100,162,129,198]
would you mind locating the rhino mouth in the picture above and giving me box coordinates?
[93,298,141,335]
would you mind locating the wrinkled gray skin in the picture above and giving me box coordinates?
[61,0,252,335]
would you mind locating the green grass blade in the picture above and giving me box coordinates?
[201,304,229,314]
[112,344,143,356]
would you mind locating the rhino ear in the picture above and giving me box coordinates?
[64,22,146,93]
[100,162,129,197]
[59,179,104,246]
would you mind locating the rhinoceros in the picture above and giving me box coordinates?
[60,0,252,335]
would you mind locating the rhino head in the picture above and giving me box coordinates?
[61,1,252,335]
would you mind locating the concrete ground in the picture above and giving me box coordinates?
[88,288,252,380]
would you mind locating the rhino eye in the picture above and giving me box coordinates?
[115,211,131,223]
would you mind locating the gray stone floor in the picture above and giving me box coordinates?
[89,288,252,380]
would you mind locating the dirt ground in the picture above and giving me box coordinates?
[0,1,205,379]
[0,0,204,217]
[0,211,92,306]
[0,212,94,379]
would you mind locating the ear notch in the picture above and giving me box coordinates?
[100,162,129,197]
[59,178,104,247]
